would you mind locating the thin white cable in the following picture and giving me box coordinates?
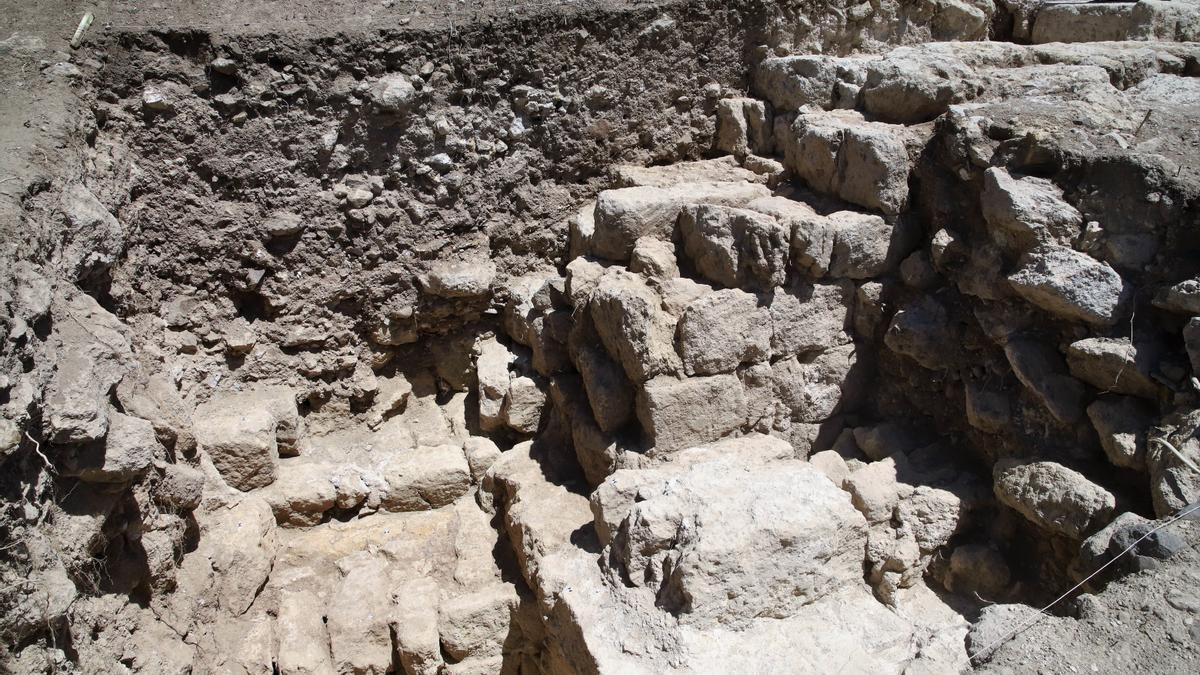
[966,500,1200,666]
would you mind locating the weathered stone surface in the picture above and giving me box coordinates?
[154,462,205,512]
[637,374,747,453]
[421,260,496,298]
[1153,278,1200,315]
[371,72,417,111]
[613,156,763,188]
[116,371,196,455]
[463,437,502,482]
[1007,246,1130,325]
[767,282,852,357]
[328,556,395,675]
[1075,511,1186,581]
[1147,411,1200,517]
[629,237,679,280]
[1088,396,1153,470]
[277,589,334,675]
[1032,3,1135,43]
[502,376,547,434]
[885,297,955,371]
[809,449,850,487]
[590,269,681,382]
[564,256,608,308]
[484,442,594,586]
[981,167,1082,250]
[679,204,789,290]
[194,406,278,491]
[60,184,126,281]
[993,459,1116,539]
[964,383,1011,434]
[575,344,635,433]
[852,423,921,462]
[845,457,901,523]
[590,181,770,260]
[783,110,919,215]
[262,210,304,238]
[476,336,514,432]
[43,290,135,444]
[754,54,871,111]
[827,211,895,279]
[438,584,518,661]
[677,288,772,375]
[746,196,836,280]
[1186,317,1200,373]
[64,411,157,483]
[772,343,861,423]
[715,97,772,156]
[198,495,277,615]
[1066,337,1162,400]
[260,461,338,526]
[944,544,1011,598]
[1004,337,1086,425]
[611,455,868,629]
[933,0,995,40]
[861,48,977,123]
[392,580,442,675]
[378,444,472,511]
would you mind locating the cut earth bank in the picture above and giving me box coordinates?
[2,0,1200,672]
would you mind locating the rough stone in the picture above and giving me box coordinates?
[629,237,679,280]
[767,282,852,357]
[59,184,126,281]
[746,196,836,280]
[1087,396,1153,470]
[575,343,635,433]
[328,556,395,675]
[845,457,901,523]
[679,203,790,290]
[502,375,547,434]
[590,269,681,382]
[277,590,334,675]
[422,260,497,298]
[590,181,771,260]
[677,288,772,375]
[636,374,747,454]
[715,97,772,156]
[438,585,518,662]
[1186,317,1200,373]
[783,110,919,215]
[1066,337,1161,400]
[981,168,1082,251]
[1153,278,1200,315]
[772,343,861,423]
[1007,246,1130,325]
[43,290,134,444]
[378,444,472,511]
[993,459,1116,539]
[476,337,514,432]
[1004,338,1086,425]
[65,411,157,483]
[463,437,502,482]
[606,454,869,629]
[371,73,417,111]
[193,406,278,492]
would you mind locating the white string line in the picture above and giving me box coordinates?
[966,499,1200,666]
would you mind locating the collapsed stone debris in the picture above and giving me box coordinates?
[2,0,1200,673]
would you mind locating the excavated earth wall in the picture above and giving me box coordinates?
[2,0,1200,673]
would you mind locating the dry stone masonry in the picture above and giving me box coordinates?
[2,0,1200,673]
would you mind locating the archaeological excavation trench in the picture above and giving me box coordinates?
[2,0,1200,672]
